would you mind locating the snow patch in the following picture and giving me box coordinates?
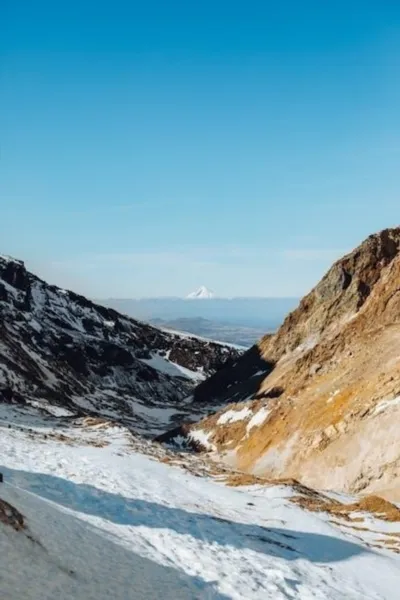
[0,254,23,265]
[246,407,271,433]
[140,354,205,381]
[27,400,75,417]
[373,396,400,415]
[217,407,253,426]
[28,319,42,333]
[30,283,47,311]
[252,370,267,377]
[131,402,178,423]
[188,428,215,450]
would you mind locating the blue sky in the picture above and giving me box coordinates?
[1,1,400,298]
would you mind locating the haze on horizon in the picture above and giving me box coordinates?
[101,285,298,301]
[1,1,400,299]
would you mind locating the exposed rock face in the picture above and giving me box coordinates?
[0,497,25,531]
[162,228,400,500]
[0,255,241,435]
[193,344,274,404]
[260,227,400,361]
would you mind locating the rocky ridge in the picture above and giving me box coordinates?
[161,228,400,500]
[0,255,241,435]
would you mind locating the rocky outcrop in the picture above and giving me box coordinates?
[161,228,400,500]
[193,344,274,404]
[0,255,241,435]
[260,226,400,361]
[177,228,400,411]
[0,497,25,531]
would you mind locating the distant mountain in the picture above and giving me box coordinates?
[186,286,215,299]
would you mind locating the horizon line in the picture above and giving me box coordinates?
[97,295,300,301]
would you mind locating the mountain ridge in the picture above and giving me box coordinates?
[159,227,400,500]
[0,255,241,436]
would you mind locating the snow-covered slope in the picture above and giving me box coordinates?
[0,256,240,435]
[186,286,215,299]
[0,483,210,600]
[1,404,400,599]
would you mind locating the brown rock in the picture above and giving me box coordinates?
[161,227,400,500]
[0,498,25,531]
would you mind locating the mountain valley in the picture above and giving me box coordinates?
[2,232,400,598]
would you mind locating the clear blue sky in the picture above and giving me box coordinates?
[1,1,399,298]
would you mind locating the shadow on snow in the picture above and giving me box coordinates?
[2,465,371,566]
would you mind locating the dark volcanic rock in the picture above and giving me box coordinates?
[168,340,233,374]
[0,255,242,433]
[2,259,30,292]
[0,498,25,531]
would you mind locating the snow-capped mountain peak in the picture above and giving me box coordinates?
[186,286,215,300]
